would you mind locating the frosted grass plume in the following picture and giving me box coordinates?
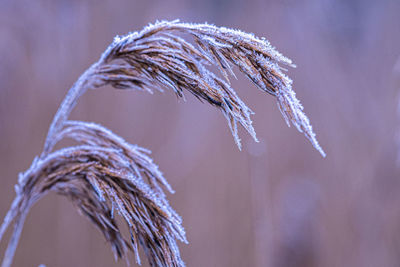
[44,19,325,156]
[0,20,325,267]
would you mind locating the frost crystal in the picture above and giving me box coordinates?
[1,19,325,267]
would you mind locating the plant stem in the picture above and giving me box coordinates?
[1,211,28,267]
[42,62,100,156]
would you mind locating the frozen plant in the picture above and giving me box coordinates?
[0,20,325,267]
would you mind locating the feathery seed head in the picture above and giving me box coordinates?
[1,20,325,267]
[94,20,324,155]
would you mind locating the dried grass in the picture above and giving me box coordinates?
[0,20,325,267]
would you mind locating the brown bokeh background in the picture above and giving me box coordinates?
[1,1,400,266]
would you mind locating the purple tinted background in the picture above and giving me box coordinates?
[1,0,400,266]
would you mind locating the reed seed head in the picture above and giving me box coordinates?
[1,20,326,267]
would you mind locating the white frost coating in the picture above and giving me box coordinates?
[1,19,326,267]
[60,120,175,194]
[277,90,326,157]
[101,20,323,154]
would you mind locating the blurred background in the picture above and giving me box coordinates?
[1,0,400,266]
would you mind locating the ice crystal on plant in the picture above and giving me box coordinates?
[1,19,325,267]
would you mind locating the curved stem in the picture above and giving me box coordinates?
[1,211,28,267]
[42,62,100,156]
[42,41,117,156]
[0,198,19,245]
[1,39,118,267]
